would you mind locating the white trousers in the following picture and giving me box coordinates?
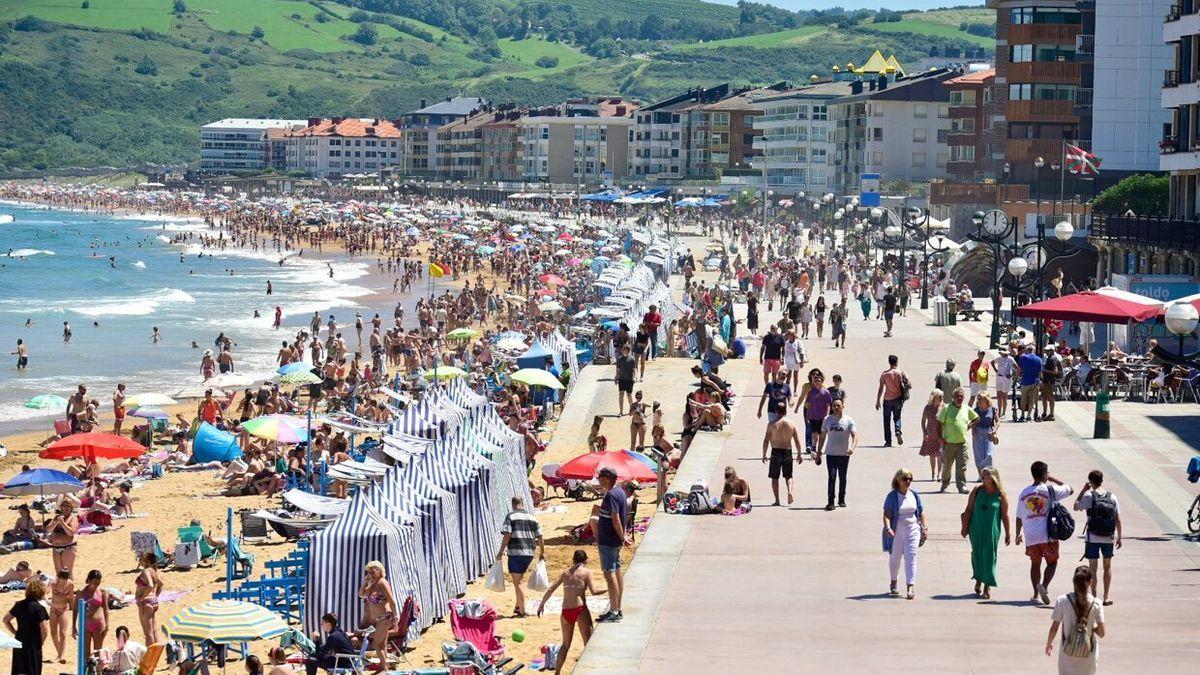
[889,522,920,585]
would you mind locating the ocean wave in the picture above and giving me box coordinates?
[4,248,55,257]
[155,235,171,243]
[71,287,195,317]
[132,260,146,269]
[138,222,211,233]
[0,214,13,224]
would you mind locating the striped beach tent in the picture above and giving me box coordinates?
[363,484,438,633]
[414,438,496,579]
[304,495,417,634]
[390,460,469,599]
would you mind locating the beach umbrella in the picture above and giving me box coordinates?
[600,320,620,331]
[173,385,225,399]
[40,433,146,462]
[424,366,468,380]
[559,450,657,482]
[125,393,177,408]
[242,414,309,444]
[539,274,567,286]
[535,287,557,297]
[510,368,565,390]
[620,449,658,470]
[128,408,168,420]
[554,249,571,257]
[477,245,497,255]
[495,337,528,352]
[277,362,311,375]
[163,600,287,644]
[279,370,322,386]
[566,257,583,266]
[24,394,67,410]
[0,633,20,649]
[538,300,565,313]
[1,468,84,498]
[445,328,480,340]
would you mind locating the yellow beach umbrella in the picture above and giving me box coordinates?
[424,366,468,380]
[163,600,287,644]
[511,368,565,390]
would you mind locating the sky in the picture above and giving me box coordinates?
[710,0,984,10]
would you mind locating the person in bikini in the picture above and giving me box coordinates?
[358,561,398,671]
[44,503,79,577]
[537,549,607,675]
[134,552,163,645]
[72,569,110,655]
[628,391,647,451]
[49,569,74,663]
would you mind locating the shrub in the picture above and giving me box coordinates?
[409,52,430,66]
[173,0,187,14]
[251,26,264,39]
[352,23,378,45]
[13,15,54,32]
[82,0,90,8]
[134,55,157,75]
[535,55,559,68]
[314,12,330,24]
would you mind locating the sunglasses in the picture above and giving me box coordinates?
[901,477,913,483]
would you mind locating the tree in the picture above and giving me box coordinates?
[409,52,430,66]
[1091,173,1169,216]
[639,14,664,40]
[81,1,89,8]
[535,55,559,68]
[134,55,157,75]
[352,23,378,45]
[251,26,265,39]
[173,0,186,14]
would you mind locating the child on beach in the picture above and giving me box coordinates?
[537,550,607,675]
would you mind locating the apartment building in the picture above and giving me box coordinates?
[436,110,494,181]
[481,111,523,182]
[629,84,773,180]
[282,117,404,179]
[832,68,957,194]
[750,81,852,193]
[945,68,1002,181]
[200,119,305,173]
[1164,0,1200,219]
[396,97,486,176]
[516,99,635,184]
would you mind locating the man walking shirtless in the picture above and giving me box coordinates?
[762,402,804,505]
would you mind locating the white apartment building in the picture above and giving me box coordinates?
[832,70,956,194]
[750,81,852,193]
[1163,0,1200,217]
[282,118,404,179]
[200,119,305,173]
[516,113,632,184]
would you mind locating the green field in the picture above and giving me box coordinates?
[675,25,825,51]
[906,7,995,28]
[864,19,995,48]
[566,0,738,24]
[191,0,402,53]
[0,0,174,31]
[497,37,592,74]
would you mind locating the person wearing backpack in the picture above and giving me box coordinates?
[1016,461,1074,605]
[1045,565,1106,674]
[1072,470,1123,607]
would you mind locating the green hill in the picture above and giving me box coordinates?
[0,0,994,170]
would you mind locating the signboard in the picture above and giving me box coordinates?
[859,173,880,207]
[1109,274,1200,354]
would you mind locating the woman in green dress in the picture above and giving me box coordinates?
[960,466,1011,598]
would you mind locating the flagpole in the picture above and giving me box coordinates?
[1060,140,1068,220]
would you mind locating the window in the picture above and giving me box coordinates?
[951,118,976,133]
[796,127,808,142]
[950,145,976,162]
[913,128,927,143]
[937,152,948,168]
[871,104,884,118]
[809,169,826,186]
[938,105,949,119]
[811,147,827,163]
[949,90,977,106]
[1009,83,1033,101]
[914,104,928,118]
[871,151,883,165]
[812,105,827,121]
[912,152,927,167]
[872,128,883,141]
[1010,7,1033,24]
[937,129,949,144]
[812,127,828,142]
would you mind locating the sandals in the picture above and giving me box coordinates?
[906,586,915,600]
[889,582,899,596]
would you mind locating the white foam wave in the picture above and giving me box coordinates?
[4,248,55,257]
[71,287,195,317]
[155,235,171,243]
[138,222,211,233]
[0,214,13,224]
[132,260,146,269]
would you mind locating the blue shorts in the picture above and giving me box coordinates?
[598,544,622,572]
[507,554,534,574]
[1083,542,1114,560]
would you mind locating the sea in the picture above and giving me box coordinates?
[0,201,385,432]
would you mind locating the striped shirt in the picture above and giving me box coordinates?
[501,511,542,557]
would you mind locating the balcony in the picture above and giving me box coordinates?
[1006,99,1077,123]
[929,181,1030,206]
[1007,23,1081,44]
[1165,70,1181,88]
[1075,34,1094,61]
[1007,60,1082,84]
[1073,88,1093,115]
[1164,2,1200,42]
[1005,138,1066,162]
[1090,214,1200,250]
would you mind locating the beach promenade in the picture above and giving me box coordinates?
[577,292,1200,673]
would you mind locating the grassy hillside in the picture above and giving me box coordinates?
[0,0,994,170]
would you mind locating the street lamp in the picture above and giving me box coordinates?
[1164,301,1199,355]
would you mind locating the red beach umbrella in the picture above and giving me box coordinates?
[559,450,658,482]
[539,274,567,286]
[535,287,557,297]
[40,433,146,462]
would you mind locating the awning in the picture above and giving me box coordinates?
[1015,287,1163,323]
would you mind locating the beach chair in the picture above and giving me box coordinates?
[541,463,567,498]
[238,510,270,543]
[448,599,504,663]
[329,626,373,675]
[53,419,72,437]
[137,643,165,675]
[177,526,220,561]
[130,531,169,568]
[228,537,255,580]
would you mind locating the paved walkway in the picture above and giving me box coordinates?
[577,288,1200,673]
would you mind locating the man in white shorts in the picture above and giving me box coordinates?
[991,347,1017,418]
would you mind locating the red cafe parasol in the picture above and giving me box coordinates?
[40,432,146,462]
[559,450,658,482]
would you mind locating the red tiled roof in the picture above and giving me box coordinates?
[945,68,995,86]
[289,118,403,138]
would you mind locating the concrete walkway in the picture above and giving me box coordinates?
[577,289,1200,674]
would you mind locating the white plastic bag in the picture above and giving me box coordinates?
[485,559,506,592]
[527,560,550,592]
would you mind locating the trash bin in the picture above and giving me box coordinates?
[948,299,958,326]
[934,297,949,326]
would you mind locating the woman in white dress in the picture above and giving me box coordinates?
[1045,565,1106,675]
[882,468,926,600]
[783,330,805,390]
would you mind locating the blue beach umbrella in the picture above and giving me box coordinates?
[129,408,168,420]
[24,394,67,410]
[277,362,311,375]
[2,468,84,497]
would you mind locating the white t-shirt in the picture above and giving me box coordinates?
[1016,482,1074,546]
[896,490,918,528]
[1051,593,1103,671]
[820,414,856,456]
[1075,489,1120,544]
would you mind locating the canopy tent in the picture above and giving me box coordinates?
[1015,287,1163,323]
[516,341,554,370]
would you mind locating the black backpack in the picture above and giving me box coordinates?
[900,372,912,401]
[1085,491,1118,538]
[1046,486,1076,541]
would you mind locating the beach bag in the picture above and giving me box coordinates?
[688,482,714,515]
[900,373,912,401]
[1047,487,1076,541]
[484,560,506,593]
[173,542,200,570]
[1085,491,1118,538]
[1061,594,1096,658]
[527,560,550,593]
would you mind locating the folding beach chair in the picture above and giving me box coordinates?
[177,526,220,561]
[228,537,255,580]
[238,509,270,543]
[448,599,504,663]
[130,531,169,568]
[137,643,165,675]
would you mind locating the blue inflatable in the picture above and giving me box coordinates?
[192,422,243,463]
[731,337,747,359]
